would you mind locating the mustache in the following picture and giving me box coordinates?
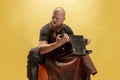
[50,21,61,31]
[51,21,57,26]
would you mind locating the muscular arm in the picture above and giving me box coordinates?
[39,34,70,54]
[38,41,60,54]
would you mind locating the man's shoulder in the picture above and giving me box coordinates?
[40,23,51,35]
[63,24,70,27]
[63,24,72,30]
[63,24,73,34]
[41,23,50,29]
[40,23,50,31]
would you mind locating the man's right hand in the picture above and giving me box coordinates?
[56,33,70,46]
[39,34,70,54]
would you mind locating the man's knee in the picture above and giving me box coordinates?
[27,47,45,67]
[28,47,40,62]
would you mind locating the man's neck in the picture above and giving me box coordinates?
[49,22,64,32]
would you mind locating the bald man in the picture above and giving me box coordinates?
[39,7,69,54]
[27,7,94,80]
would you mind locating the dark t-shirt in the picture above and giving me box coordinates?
[39,23,74,61]
[39,23,74,42]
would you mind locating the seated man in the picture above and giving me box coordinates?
[27,7,97,80]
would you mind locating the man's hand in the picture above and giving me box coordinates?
[86,38,91,45]
[56,33,70,46]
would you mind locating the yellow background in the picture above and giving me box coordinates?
[0,0,120,80]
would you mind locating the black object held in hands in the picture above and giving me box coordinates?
[63,35,92,57]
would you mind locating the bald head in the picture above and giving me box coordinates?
[53,7,65,17]
[50,7,66,31]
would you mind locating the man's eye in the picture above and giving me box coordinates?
[56,18,59,20]
[52,16,55,18]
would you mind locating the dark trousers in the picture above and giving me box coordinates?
[27,47,45,80]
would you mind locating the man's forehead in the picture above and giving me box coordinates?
[53,10,63,15]
[53,12,63,17]
[53,8,65,15]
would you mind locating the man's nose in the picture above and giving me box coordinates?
[53,18,57,22]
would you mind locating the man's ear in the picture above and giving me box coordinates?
[63,17,65,21]
[64,17,65,20]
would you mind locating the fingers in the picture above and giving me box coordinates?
[57,35,62,39]
[87,38,91,45]
[62,34,70,42]
[56,34,70,44]
[85,38,91,45]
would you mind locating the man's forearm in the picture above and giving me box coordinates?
[39,34,70,54]
[39,42,61,54]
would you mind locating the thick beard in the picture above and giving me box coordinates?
[50,21,63,31]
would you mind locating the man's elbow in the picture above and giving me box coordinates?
[39,48,47,54]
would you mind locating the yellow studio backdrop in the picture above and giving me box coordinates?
[0,0,120,80]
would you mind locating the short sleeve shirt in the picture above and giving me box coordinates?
[39,23,74,60]
[39,23,74,43]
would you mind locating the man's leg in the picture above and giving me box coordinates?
[27,47,45,80]
[27,67,39,80]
